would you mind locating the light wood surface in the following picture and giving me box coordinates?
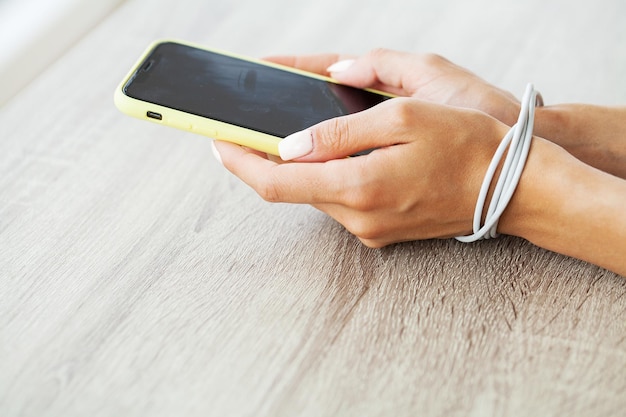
[1,0,625,416]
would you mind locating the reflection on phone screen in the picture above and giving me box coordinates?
[124,42,389,138]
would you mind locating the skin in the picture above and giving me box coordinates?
[213,48,626,276]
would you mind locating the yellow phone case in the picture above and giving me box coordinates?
[114,39,392,156]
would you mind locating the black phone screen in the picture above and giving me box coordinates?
[123,42,390,138]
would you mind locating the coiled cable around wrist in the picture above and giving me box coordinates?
[456,83,542,242]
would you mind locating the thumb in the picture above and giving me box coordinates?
[278,99,407,161]
[327,48,422,96]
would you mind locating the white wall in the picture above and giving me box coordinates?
[0,0,125,106]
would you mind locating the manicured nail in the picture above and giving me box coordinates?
[211,140,223,165]
[279,129,313,160]
[327,59,355,73]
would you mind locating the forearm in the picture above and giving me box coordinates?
[501,137,626,276]
[534,104,626,179]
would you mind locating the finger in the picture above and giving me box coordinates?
[241,146,269,159]
[310,201,412,248]
[312,199,456,248]
[214,140,352,204]
[278,98,414,161]
[327,48,452,96]
[262,53,353,76]
[266,153,285,164]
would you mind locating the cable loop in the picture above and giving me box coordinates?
[456,84,540,243]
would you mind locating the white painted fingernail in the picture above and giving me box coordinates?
[211,140,223,165]
[279,129,313,160]
[327,59,355,73]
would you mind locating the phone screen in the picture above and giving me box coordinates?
[123,42,390,138]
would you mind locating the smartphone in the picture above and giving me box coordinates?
[114,40,392,155]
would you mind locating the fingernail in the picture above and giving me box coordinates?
[211,140,223,165]
[279,129,313,160]
[327,59,355,73]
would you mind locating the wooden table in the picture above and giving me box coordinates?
[1,0,624,416]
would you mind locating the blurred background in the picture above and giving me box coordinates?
[0,0,123,105]
[1,0,624,107]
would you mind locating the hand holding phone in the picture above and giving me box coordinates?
[114,40,392,155]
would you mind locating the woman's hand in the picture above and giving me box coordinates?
[268,49,626,179]
[214,98,511,247]
[266,48,522,126]
[213,49,626,275]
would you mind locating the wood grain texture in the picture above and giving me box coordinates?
[0,0,624,416]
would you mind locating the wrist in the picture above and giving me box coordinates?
[499,137,626,275]
[532,105,577,152]
[458,84,539,242]
[533,104,626,178]
[475,88,521,127]
[498,137,569,241]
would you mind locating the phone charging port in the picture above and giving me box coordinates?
[146,111,162,120]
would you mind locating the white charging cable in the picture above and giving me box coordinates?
[456,83,542,242]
